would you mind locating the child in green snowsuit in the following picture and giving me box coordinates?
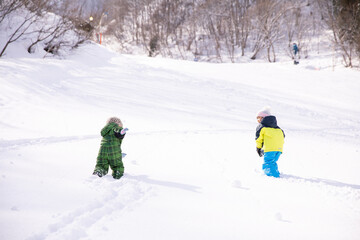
[93,117,126,179]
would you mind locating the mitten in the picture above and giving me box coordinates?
[256,148,264,157]
[115,128,128,139]
[121,128,129,135]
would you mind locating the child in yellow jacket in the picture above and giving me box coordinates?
[255,107,285,178]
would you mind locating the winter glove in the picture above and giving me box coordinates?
[115,128,128,139]
[121,128,129,135]
[256,148,264,157]
[116,133,126,139]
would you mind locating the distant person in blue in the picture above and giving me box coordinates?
[293,43,299,65]
[255,107,285,178]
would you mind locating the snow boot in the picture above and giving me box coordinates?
[93,169,108,177]
[93,170,103,177]
[112,171,123,179]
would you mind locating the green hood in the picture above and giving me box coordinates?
[101,122,120,137]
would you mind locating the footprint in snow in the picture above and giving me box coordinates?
[275,212,291,223]
[26,176,151,240]
[232,180,249,190]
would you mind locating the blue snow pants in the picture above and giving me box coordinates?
[262,151,281,178]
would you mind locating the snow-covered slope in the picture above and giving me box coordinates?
[0,43,359,240]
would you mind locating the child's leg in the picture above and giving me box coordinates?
[110,159,124,179]
[93,154,110,177]
[263,151,281,178]
[93,161,109,177]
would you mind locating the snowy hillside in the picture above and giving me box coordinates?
[1,43,360,240]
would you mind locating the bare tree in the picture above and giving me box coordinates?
[317,0,360,67]
[102,0,130,41]
[1,0,96,57]
[249,0,310,62]
[0,2,41,57]
[27,14,70,54]
[0,0,23,24]
[3,0,351,63]
[249,0,286,62]
[283,2,313,60]
[221,0,252,61]
[237,0,252,56]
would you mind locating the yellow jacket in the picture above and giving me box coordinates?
[255,116,285,153]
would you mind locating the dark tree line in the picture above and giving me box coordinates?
[93,0,313,62]
[99,0,360,66]
[1,0,359,67]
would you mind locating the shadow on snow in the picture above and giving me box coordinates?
[281,174,360,190]
[125,174,201,193]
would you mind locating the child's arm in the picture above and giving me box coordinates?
[114,128,128,139]
[121,128,129,135]
[256,147,264,157]
[255,128,264,157]
[255,127,264,149]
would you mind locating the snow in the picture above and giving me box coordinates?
[1,42,360,240]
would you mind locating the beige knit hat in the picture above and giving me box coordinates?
[107,117,123,127]
[256,107,271,118]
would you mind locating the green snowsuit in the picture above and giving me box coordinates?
[94,122,125,179]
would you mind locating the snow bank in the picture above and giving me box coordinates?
[0,43,359,240]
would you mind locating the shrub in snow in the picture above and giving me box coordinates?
[0,1,92,58]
